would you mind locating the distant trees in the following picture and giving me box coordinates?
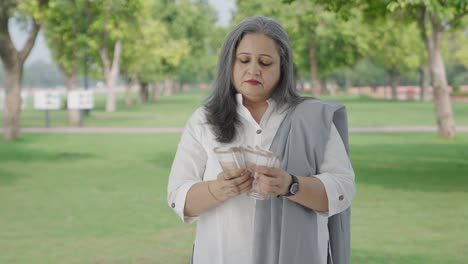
[366,19,422,100]
[1,0,222,139]
[385,0,467,139]
[1,0,466,141]
[281,0,467,139]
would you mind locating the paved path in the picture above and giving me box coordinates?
[4,126,468,134]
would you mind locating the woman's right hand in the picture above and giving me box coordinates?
[209,168,253,202]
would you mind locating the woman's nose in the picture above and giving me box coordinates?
[247,62,261,75]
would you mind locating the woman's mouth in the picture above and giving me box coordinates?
[245,80,261,85]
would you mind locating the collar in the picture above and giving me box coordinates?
[235,93,278,127]
[235,93,276,107]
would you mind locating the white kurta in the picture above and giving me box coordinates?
[167,94,355,264]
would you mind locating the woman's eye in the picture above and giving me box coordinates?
[240,59,249,64]
[260,61,272,66]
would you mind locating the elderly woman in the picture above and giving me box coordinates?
[167,16,355,264]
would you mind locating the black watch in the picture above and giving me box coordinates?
[284,174,299,197]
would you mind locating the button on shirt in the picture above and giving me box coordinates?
[167,94,355,264]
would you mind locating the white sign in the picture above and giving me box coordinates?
[34,90,62,110]
[67,90,94,110]
[1,90,29,110]
[21,91,28,109]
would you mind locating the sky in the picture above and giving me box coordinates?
[9,0,235,66]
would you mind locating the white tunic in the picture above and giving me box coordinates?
[167,94,355,264]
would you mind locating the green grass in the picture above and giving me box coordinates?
[0,134,193,263]
[1,133,467,263]
[4,90,468,128]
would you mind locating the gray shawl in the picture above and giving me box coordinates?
[253,99,351,264]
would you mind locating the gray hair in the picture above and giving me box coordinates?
[204,16,302,143]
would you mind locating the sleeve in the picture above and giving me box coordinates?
[314,123,356,217]
[167,109,208,224]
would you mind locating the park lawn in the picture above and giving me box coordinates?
[1,132,467,263]
[5,90,468,128]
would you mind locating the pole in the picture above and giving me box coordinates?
[83,0,91,116]
[45,110,50,128]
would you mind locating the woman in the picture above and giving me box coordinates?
[167,16,355,264]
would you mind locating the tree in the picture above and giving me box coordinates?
[120,0,190,104]
[367,19,422,100]
[86,0,142,112]
[170,0,221,86]
[0,0,49,140]
[151,0,213,96]
[44,0,87,126]
[308,0,468,138]
[396,0,468,139]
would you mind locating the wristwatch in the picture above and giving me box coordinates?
[284,174,299,197]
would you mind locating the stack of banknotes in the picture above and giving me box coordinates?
[213,146,282,200]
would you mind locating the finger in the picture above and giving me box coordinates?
[223,168,247,180]
[238,177,254,193]
[230,171,252,185]
[233,173,254,186]
[225,172,252,195]
[257,174,279,187]
[252,165,278,177]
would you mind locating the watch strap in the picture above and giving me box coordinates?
[284,174,298,197]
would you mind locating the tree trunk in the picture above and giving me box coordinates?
[64,72,80,126]
[344,69,351,91]
[124,75,134,108]
[175,82,182,93]
[182,83,192,92]
[124,73,136,108]
[389,71,400,101]
[320,78,327,95]
[0,15,41,140]
[416,12,432,103]
[139,82,149,104]
[419,64,431,101]
[125,86,133,107]
[164,78,174,96]
[296,78,304,92]
[430,27,456,139]
[152,82,160,102]
[99,40,122,113]
[309,41,321,97]
[3,66,22,140]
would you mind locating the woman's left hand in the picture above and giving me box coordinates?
[251,165,292,197]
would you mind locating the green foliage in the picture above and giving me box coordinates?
[44,0,87,75]
[43,0,145,81]
[347,59,388,87]
[367,19,423,77]
[157,0,222,83]
[84,0,142,74]
[450,24,468,68]
[120,0,190,83]
[119,0,222,84]
[17,0,50,23]
[387,0,468,23]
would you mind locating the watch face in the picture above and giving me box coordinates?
[290,183,299,194]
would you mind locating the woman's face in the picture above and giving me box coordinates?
[232,33,281,104]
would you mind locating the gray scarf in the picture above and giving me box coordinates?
[253,98,351,264]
